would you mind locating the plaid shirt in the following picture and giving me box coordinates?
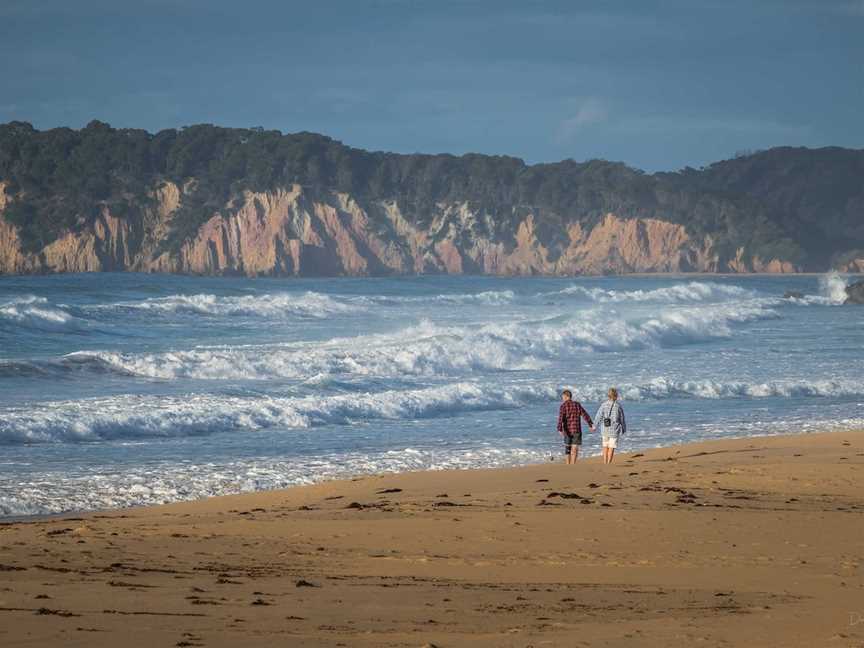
[557,400,593,437]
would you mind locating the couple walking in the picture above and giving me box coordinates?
[557,388,626,465]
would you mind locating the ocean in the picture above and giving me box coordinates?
[1,272,861,517]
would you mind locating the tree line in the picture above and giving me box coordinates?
[1,120,861,266]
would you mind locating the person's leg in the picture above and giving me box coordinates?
[571,435,582,463]
[564,437,572,464]
[608,448,615,464]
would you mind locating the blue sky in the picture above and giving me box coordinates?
[1,0,861,171]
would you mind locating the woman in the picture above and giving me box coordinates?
[595,388,626,465]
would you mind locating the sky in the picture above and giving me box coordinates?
[0,0,861,171]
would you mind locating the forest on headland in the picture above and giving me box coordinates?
[0,120,862,276]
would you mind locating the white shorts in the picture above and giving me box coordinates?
[602,436,618,449]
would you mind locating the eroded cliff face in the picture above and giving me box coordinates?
[0,182,25,273]
[0,182,802,276]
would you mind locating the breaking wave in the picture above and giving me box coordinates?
[0,296,86,331]
[94,288,515,318]
[0,355,140,379]
[0,382,556,444]
[612,377,864,401]
[64,301,779,381]
[552,281,756,303]
[3,374,862,446]
[359,290,516,306]
[101,291,360,318]
[534,377,864,404]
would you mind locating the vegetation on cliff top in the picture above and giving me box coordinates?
[0,120,862,267]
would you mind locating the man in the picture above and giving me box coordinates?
[557,389,594,464]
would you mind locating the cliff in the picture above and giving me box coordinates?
[1,121,862,276]
[0,180,798,276]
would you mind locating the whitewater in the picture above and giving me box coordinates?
[1,273,861,516]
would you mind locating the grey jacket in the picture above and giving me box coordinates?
[595,399,626,437]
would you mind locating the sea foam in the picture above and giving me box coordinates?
[65,300,779,381]
[99,288,515,317]
[819,271,849,304]
[0,382,557,444]
[358,290,516,306]
[552,281,756,303]
[0,296,85,331]
[103,291,360,318]
[0,444,548,516]
[4,374,861,445]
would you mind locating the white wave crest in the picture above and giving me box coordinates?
[819,272,849,304]
[0,296,84,330]
[368,290,516,306]
[522,377,864,404]
[0,382,557,444]
[553,281,755,303]
[100,288,513,318]
[68,301,778,381]
[3,373,862,447]
[430,289,515,304]
[614,377,864,401]
[106,291,360,318]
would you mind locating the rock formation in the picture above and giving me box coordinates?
[844,280,864,304]
[0,181,802,277]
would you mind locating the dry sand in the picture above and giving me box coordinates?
[1,431,862,647]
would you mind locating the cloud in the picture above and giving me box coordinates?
[556,97,608,142]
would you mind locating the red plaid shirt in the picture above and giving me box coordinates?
[557,400,593,437]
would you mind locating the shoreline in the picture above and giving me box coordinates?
[1,429,861,647]
[2,270,862,281]
[2,427,857,524]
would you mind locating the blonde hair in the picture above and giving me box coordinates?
[607,387,618,400]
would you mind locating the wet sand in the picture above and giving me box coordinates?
[1,430,862,647]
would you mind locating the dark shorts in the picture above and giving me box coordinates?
[563,434,582,454]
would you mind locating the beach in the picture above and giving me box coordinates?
[1,430,861,647]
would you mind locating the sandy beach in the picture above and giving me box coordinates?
[1,430,862,647]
